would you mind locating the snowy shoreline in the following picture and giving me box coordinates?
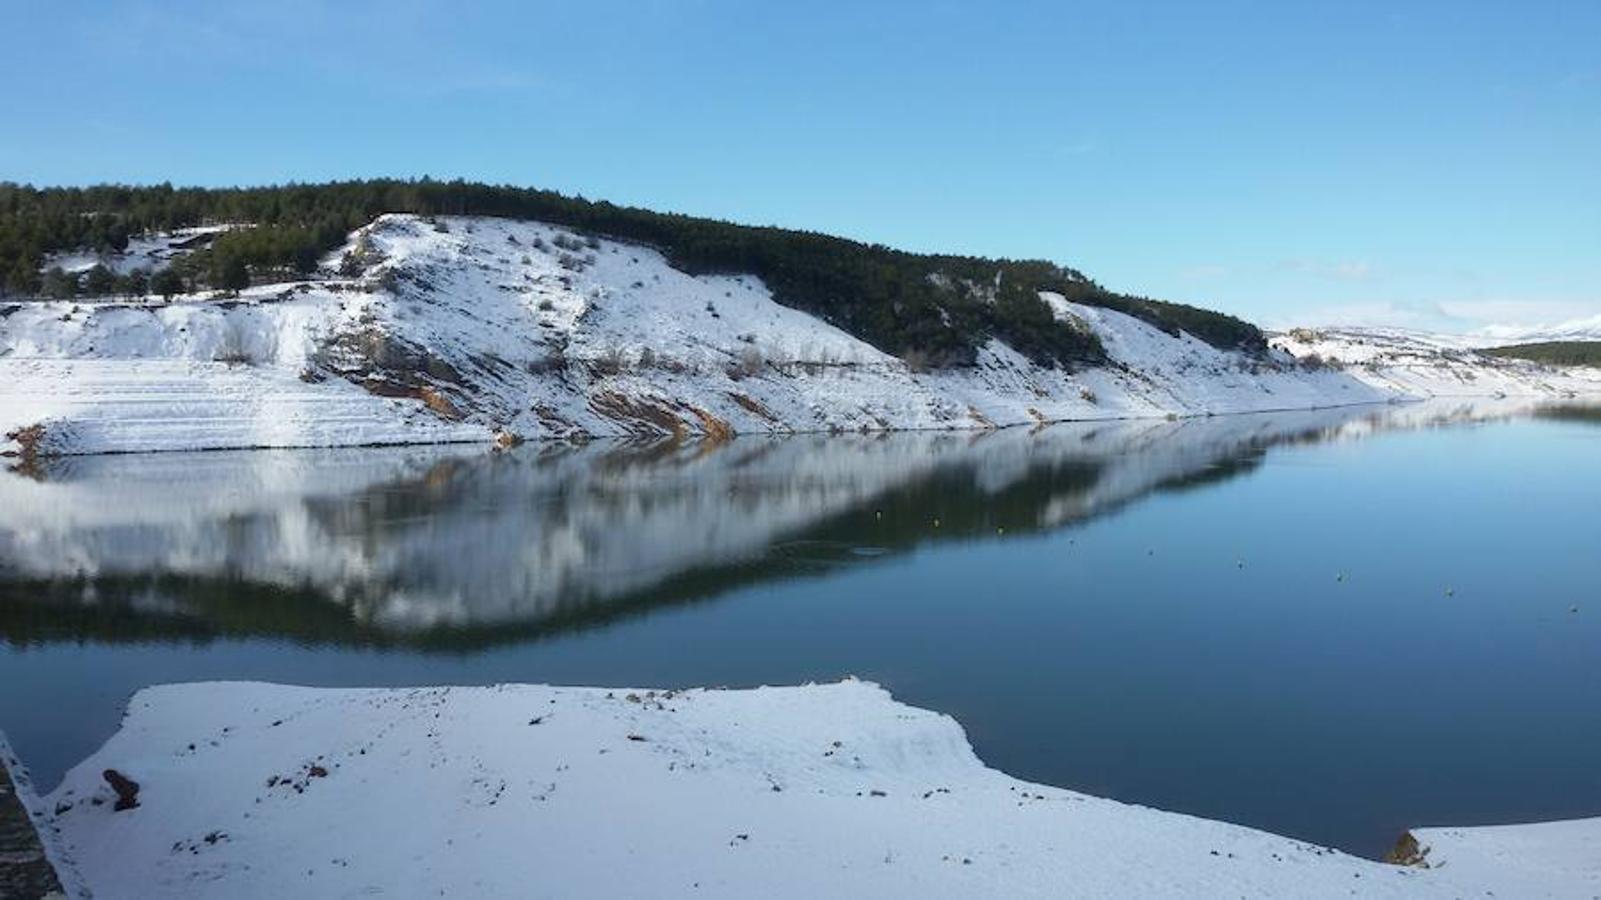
[6,395,1405,461]
[17,679,1599,898]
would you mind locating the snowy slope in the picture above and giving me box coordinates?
[1270,326,1601,399]
[31,680,1598,899]
[4,214,1394,457]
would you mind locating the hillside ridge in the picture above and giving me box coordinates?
[1,179,1264,368]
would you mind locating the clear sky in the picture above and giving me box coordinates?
[4,1,1598,331]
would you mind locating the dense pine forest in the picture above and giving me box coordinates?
[0,179,1265,368]
[1484,341,1601,367]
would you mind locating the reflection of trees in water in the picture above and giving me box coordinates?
[1533,404,1601,425]
[4,399,1588,650]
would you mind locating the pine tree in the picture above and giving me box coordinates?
[84,263,116,296]
[5,262,39,297]
[151,268,184,301]
[42,266,78,299]
[124,268,149,298]
[218,255,249,293]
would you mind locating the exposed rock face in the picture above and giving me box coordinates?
[1384,831,1431,867]
[102,769,140,812]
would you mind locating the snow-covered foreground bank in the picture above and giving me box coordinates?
[25,681,1599,899]
[1,214,1400,457]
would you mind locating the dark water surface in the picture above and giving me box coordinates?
[3,399,1598,856]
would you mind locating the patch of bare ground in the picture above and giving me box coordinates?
[589,391,689,437]
[358,378,466,421]
[418,386,464,421]
[684,406,735,442]
[1383,831,1431,868]
[726,391,779,424]
[587,391,738,440]
[3,424,50,480]
[530,403,585,438]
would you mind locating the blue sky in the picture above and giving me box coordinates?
[4,1,1598,331]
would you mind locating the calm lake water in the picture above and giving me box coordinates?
[3,399,1598,857]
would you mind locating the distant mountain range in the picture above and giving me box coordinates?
[1472,315,1601,346]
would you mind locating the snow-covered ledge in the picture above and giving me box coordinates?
[32,680,1600,898]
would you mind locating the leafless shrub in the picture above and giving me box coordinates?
[727,346,763,380]
[526,346,567,374]
[591,347,626,376]
[212,317,260,366]
[1299,353,1342,371]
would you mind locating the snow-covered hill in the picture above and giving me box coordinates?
[3,214,1591,458]
[1269,326,1601,399]
[1473,314,1601,345]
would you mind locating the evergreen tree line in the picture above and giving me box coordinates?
[0,179,1266,367]
[1483,341,1601,367]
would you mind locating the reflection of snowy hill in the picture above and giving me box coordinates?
[0,400,1556,637]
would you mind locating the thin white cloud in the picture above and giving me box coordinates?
[1276,259,1378,283]
[1265,296,1601,335]
[1177,264,1229,281]
[1263,301,1429,331]
[1436,298,1601,328]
